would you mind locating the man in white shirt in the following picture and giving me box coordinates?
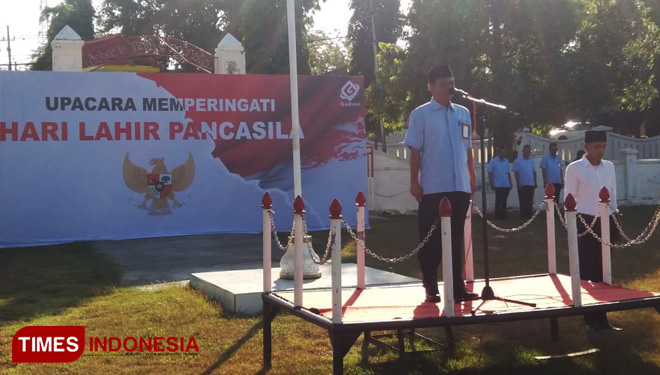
[564,130,622,331]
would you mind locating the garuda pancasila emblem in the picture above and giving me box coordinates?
[123,153,195,215]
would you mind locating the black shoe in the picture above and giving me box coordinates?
[599,320,622,331]
[425,294,441,303]
[454,289,479,301]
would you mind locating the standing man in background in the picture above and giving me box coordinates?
[512,144,537,219]
[404,64,479,304]
[487,147,512,219]
[540,142,564,203]
[564,130,622,331]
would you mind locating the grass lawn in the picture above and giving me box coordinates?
[1,205,659,374]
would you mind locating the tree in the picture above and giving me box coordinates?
[565,0,659,130]
[347,0,402,140]
[32,0,96,70]
[234,0,319,74]
[347,0,402,87]
[366,42,408,131]
[390,0,658,147]
[306,29,348,75]
[98,0,320,74]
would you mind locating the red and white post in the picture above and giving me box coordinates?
[599,187,612,284]
[463,205,474,282]
[293,196,305,307]
[262,192,273,293]
[565,193,582,307]
[440,197,455,316]
[330,198,343,323]
[355,191,366,290]
[545,183,557,275]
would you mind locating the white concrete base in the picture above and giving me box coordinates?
[190,263,420,315]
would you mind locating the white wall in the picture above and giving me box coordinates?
[369,148,659,214]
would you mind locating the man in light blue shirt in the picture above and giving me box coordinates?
[404,64,478,304]
[511,144,537,219]
[539,142,564,203]
[487,147,512,219]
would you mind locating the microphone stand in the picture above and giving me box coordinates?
[453,89,536,315]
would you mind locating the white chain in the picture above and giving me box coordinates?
[342,218,439,263]
[308,230,335,265]
[268,210,295,252]
[471,201,545,233]
[611,215,633,242]
[554,204,568,228]
[269,210,336,263]
[553,204,599,237]
[576,209,660,248]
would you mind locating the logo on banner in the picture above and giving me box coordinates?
[148,174,172,198]
[13,326,85,363]
[123,153,195,215]
[340,80,361,107]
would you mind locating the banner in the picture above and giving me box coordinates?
[0,72,367,247]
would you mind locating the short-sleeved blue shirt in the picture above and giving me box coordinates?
[539,153,563,184]
[403,98,473,194]
[512,156,536,187]
[487,157,511,188]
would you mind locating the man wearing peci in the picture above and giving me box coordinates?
[404,64,479,304]
[487,147,512,220]
[564,130,622,331]
[540,142,564,203]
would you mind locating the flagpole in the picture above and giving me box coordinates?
[286,0,302,197]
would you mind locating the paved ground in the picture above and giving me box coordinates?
[92,233,282,285]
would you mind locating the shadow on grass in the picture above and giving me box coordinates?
[360,343,660,375]
[0,242,122,324]
[200,319,262,375]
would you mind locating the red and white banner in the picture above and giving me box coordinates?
[0,72,367,247]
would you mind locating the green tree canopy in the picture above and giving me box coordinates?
[371,0,660,147]
[98,0,320,74]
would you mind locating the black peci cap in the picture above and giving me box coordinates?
[584,130,607,143]
[428,64,453,83]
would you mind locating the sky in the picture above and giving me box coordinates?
[0,0,411,70]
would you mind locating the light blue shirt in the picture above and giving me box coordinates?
[403,98,473,194]
[540,153,563,184]
[487,157,511,188]
[512,156,536,187]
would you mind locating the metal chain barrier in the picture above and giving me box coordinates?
[471,201,545,233]
[609,204,660,244]
[268,210,336,264]
[611,214,633,243]
[553,204,599,237]
[342,218,439,263]
[307,226,335,265]
[268,210,295,252]
[554,204,568,229]
[577,208,660,248]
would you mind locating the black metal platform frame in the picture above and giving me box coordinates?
[262,274,660,375]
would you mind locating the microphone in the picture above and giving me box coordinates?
[450,87,470,97]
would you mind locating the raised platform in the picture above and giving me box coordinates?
[263,273,660,375]
[274,273,660,323]
[190,263,419,314]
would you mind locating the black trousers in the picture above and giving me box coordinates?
[577,213,619,324]
[494,187,511,219]
[418,192,471,296]
[552,183,563,204]
[518,185,535,219]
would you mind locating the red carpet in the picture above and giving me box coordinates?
[274,274,658,323]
